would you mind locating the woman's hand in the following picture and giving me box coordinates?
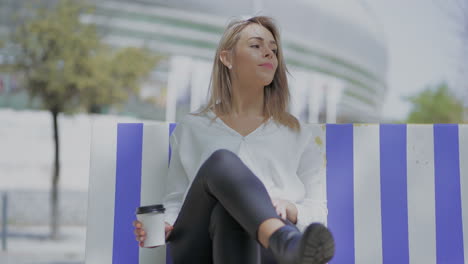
[133,220,174,248]
[271,198,298,223]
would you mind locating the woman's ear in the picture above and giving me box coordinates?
[219,50,233,69]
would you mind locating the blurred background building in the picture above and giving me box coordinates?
[0,2,388,259]
[0,0,388,123]
[7,0,468,262]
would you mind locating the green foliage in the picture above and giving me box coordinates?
[7,0,159,114]
[80,47,158,113]
[2,0,160,238]
[405,82,464,123]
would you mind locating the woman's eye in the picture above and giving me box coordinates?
[251,45,260,48]
[272,49,278,54]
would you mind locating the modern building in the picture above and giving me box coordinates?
[0,0,388,123]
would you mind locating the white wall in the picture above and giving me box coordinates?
[0,109,142,191]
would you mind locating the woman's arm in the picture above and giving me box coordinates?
[286,202,298,224]
[163,126,189,226]
[271,197,299,223]
[292,131,328,232]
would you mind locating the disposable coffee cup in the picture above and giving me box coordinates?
[136,204,166,247]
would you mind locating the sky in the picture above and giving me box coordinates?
[365,0,464,121]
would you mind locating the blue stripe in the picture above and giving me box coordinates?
[113,124,143,264]
[168,123,177,164]
[326,124,355,264]
[379,124,409,264]
[166,123,177,264]
[434,124,465,263]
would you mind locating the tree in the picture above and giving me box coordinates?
[434,0,468,121]
[5,0,158,239]
[405,82,464,123]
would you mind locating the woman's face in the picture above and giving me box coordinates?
[231,24,278,87]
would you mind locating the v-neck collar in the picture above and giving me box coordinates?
[207,109,273,139]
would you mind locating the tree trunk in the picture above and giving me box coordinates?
[50,110,60,240]
[464,107,468,123]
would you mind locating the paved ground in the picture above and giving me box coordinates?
[0,225,86,264]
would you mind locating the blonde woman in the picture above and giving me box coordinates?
[133,16,335,264]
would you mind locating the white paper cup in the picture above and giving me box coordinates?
[136,204,166,247]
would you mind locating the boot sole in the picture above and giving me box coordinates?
[297,223,335,264]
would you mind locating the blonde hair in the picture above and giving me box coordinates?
[196,16,300,131]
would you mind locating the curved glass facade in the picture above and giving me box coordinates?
[0,0,388,122]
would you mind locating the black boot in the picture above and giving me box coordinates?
[268,223,335,264]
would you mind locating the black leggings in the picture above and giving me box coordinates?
[166,149,299,264]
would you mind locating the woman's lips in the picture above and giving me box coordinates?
[259,63,274,70]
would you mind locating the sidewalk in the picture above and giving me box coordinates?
[0,225,86,264]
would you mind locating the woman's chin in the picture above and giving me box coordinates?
[257,77,274,87]
[262,80,274,87]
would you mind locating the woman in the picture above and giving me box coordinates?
[133,16,335,264]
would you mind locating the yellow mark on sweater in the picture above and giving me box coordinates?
[315,136,323,147]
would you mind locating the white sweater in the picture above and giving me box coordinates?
[163,110,328,232]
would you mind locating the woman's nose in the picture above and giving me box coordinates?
[264,49,273,58]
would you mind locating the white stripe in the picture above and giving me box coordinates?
[459,124,468,264]
[139,122,170,263]
[406,125,436,264]
[353,124,383,264]
[85,121,118,264]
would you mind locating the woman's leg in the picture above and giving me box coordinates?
[167,149,282,263]
[209,203,261,264]
[209,202,301,264]
[259,220,300,264]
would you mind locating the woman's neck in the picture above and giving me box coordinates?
[230,79,264,118]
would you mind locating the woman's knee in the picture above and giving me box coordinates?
[203,149,242,176]
[208,149,239,165]
[199,149,250,193]
[209,203,243,239]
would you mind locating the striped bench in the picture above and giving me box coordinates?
[85,122,468,264]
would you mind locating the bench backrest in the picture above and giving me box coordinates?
[85,122,468,264]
